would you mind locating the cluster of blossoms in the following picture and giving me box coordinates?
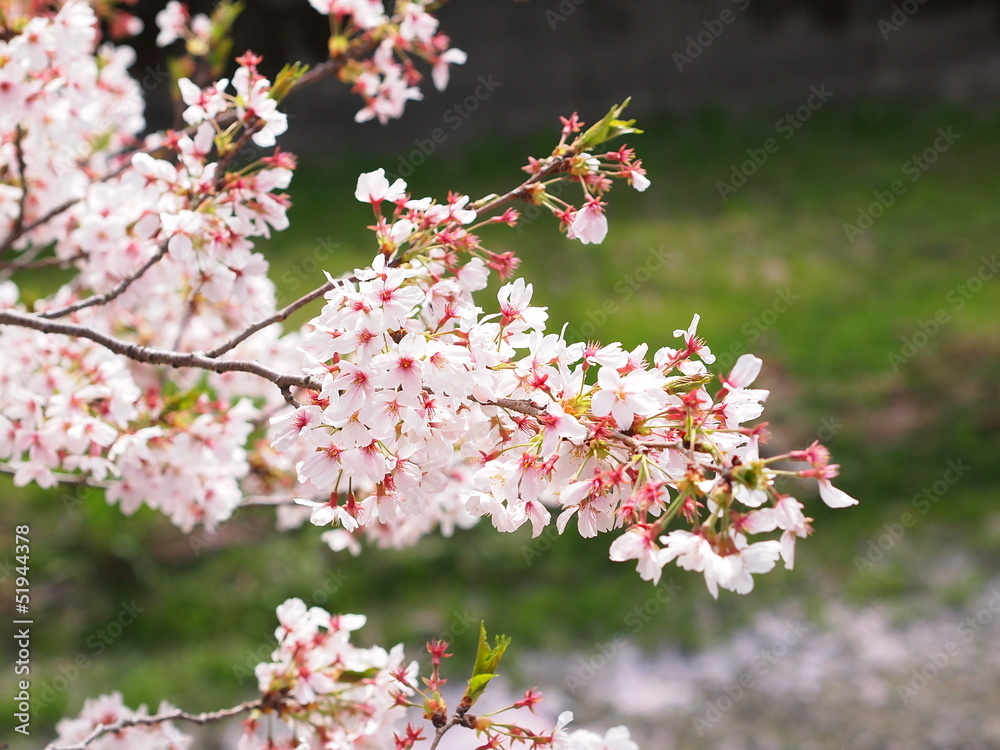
[305,0,467,124]
[0,0,478,534]
[245,598,418,748]
[278,158,855,597]
[51,599,637,750]
[0,1,307,531]
[2,2,859,749]
[527,111,650,245]
[155,0,211,49]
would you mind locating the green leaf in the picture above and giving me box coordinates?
[472,621,511,677]
[338,667,380,682]
[270,62,311,102]
[465,673,497,704]
[462,622,511,708]
[577,98,644,150]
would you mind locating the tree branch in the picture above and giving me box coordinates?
[0,125,29,260]
[0,251,84,272]
[36,244,169,320]
[205,277,340,358]
[485,397,684,453]
[0,309,320,393]
[45,699,263,750]
[473,146,581,219]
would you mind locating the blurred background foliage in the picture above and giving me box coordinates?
[3,0,1000,744]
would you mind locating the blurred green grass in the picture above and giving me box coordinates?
[4,103,1000,737]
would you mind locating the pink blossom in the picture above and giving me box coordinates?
[609,526,669,584]
[566,196,609,244]
[354,168,407,204]
[819,478,859,508]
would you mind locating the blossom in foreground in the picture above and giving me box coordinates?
[567,197,609,244]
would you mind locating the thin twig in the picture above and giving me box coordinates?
[473,147,581,218]
[427,717,459,750]
[0,251,84,271]
[0,464,110,490]
[0,309,320,393]
[170,294,199,352]
[0,125,29,259]
[485,397,684,454]
[45,699,262,750]
[0,162,132,259]
[37,244,168,320]
[206,277,339,358]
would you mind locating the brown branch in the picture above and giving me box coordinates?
[0,251,84,271]
[427,716,460,750]
[0,309,320,393]
[36,244,169,319]
[205,277,339,358]
[45,699,262,750]
[0,464,110,490]
[484,397,684,454]
[0,125,29,259]
[486,396,548,418]
[473,147,581,219]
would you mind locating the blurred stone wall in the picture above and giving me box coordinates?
[131,0,1000,153]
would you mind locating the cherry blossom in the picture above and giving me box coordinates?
[566,197,609,245]
[356,167,408,204]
